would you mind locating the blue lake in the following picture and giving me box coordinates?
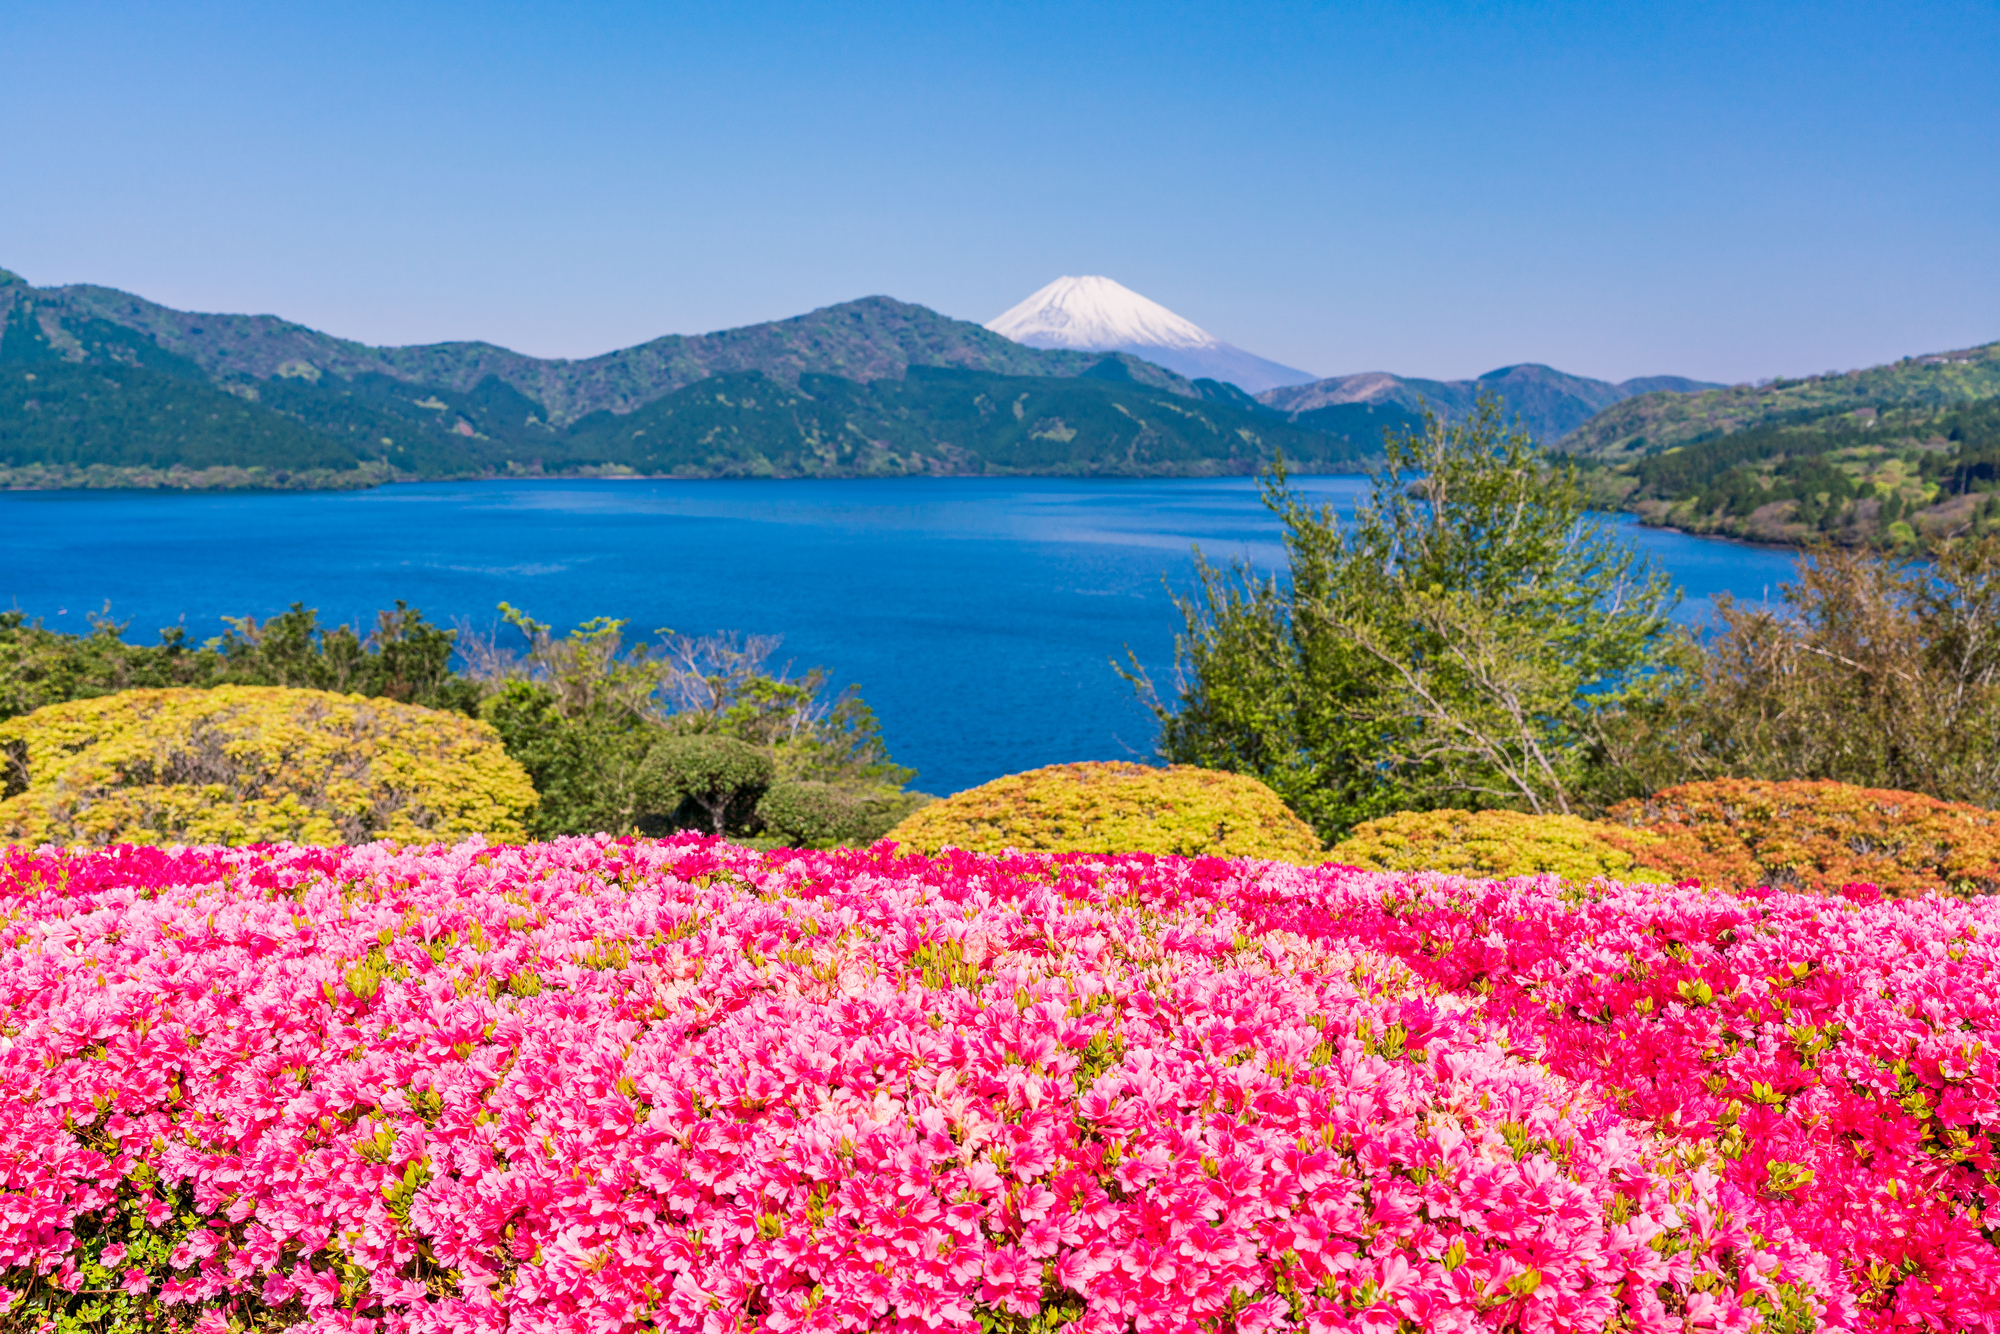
[0,477,1801,796]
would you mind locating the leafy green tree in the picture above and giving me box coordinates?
[635,735,776,834]
[476,680,663,840]
[1607,534,2000,806]
[755,780,931,849]
[465,605,922,840]
[211,602,478,711]
[0,610,211,721]
[0,602,475,721]
[1132,395,1677,840]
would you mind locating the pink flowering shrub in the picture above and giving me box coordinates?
[0,839,1848,1334]
[1242,872,2000,1331]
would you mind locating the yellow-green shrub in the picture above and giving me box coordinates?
[0,686,536,847]
[885,761,1323,862]
[1329,808,1668,882]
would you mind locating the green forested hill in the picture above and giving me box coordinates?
[0,268,1374,487]
[559,365,1361,478]
[1560,341,2000,461]
[1561,340,2000,546]
[0,362,362,476]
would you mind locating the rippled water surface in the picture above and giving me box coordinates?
[1,477,1800,795]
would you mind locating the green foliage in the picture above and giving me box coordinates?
[887,761,1324,861]
[1134,396,1677,840]
[0,602,477,723]
[477,679,662,840]
[1329,808,1666,882]
[754,780,932,849]
[1,599,923,845]
[465,606,922,841]
[1605,536,2000,807]
[636,734,777,834]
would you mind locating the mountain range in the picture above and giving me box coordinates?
[0,268,1367,487]
[985,276,1318,394]
[1258,364,1723,446]
[981,274,1720,442]
[0,265,1735,492]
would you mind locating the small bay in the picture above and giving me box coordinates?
[1,478,1800,796]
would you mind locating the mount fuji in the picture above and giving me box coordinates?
[985,276,1318,393]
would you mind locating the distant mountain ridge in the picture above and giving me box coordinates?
[2,271,1194,425]
[1259,363,1723,445]
[0,267,1375,488]
[986,276,1318,394]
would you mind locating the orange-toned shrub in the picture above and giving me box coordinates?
[1606,779,2000,898]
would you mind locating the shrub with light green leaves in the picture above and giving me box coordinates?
[1329,808,1668,882]
[0,685,534,847]
[886,761,1323,862]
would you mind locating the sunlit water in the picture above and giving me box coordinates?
[1,477,1800,795]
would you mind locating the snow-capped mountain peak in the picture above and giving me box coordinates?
[985,276,1222,352]
[983,276,1318,393]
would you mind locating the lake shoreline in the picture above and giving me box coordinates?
[0,478,1805,793]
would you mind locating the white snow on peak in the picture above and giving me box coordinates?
[986,276,1222,352]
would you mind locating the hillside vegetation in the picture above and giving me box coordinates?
[1560,339,2000,545]
[0,268,1373,487]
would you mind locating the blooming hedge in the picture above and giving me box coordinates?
[886,762,1323,862]
[14,835,2000,1330]
[1605,779,2000,897]
[1245,869,2000,1331]
[1328,809,1668,883]
[0,686,535,846]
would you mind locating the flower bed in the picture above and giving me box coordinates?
[1242,871,2000,1331]
[10,836,2000,1331]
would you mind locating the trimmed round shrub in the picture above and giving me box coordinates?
[634,734,776,834]
[0,686,535,847]
[1329,808,1668,882]
[1606,778,2000,897]
[885,761,1323,861]
[755,781,881,849]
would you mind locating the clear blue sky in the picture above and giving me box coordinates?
[4,0,1994,384]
